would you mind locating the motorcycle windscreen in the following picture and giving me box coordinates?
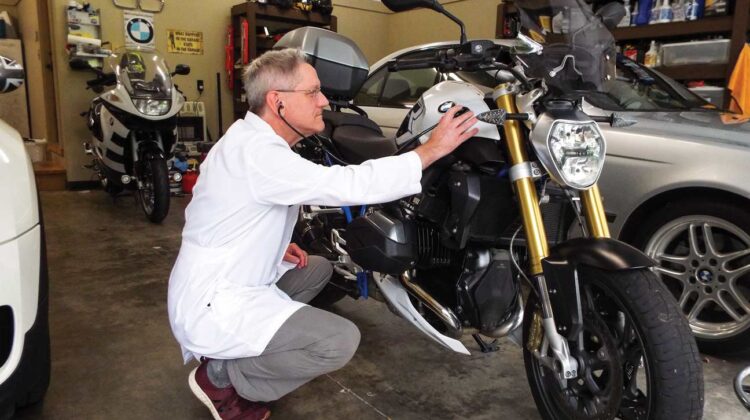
[107,47,174,100]
[514,0,617,93]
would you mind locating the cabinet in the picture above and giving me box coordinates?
[230,2,336,121]
[495,0,750,83]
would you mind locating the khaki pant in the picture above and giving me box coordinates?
[225,256,361,402]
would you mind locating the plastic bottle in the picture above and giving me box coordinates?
[672,0,686,21]
[650,1,660,23]
[635,0,653,25]
[644,41,659,67]
[619,0,632,27]
[631,0,640,24]
[658,0,674,22]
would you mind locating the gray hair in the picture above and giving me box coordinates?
[242,48,309,114]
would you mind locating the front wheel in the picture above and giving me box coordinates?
[137,158,170,223]
[523,266,703,420]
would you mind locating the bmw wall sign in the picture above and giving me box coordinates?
[123,11,156,50]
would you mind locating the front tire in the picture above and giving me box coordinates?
[523,267,703,420]
[137,158,170,224]
[633,200,750,356]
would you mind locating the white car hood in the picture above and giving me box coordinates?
[0,118,38,243]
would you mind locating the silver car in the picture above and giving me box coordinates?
[354,41,750,355]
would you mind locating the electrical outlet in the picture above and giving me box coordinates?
[197,80,204,92]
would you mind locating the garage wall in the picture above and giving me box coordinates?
[333,0,391,64]
[16,0,51,141]
[386,0,502,53]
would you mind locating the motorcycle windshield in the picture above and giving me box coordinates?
[514,0,617,93]
[107,47,173,99]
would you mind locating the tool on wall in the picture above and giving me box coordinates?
[225,24,234,89]
[241,18,249,65]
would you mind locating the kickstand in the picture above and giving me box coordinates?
[472,333,500,353]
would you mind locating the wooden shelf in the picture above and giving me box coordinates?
[612,16,733,41]
[654,63,728,80]
[232,2,333,25]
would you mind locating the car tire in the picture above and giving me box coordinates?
[632,200,750,356]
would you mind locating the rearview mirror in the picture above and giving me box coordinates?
[0,55,25,94]
[381,0,442,13]
[596,2,627,30]
[172,64,190,76]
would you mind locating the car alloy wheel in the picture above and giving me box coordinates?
[645,215,750,341]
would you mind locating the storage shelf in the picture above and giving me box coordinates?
[653,63,728,80]
[611,16,734,41]
[232,3,332,25]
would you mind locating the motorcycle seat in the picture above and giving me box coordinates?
[322,110,397,165]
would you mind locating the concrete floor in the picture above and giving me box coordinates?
[13,190,750,419]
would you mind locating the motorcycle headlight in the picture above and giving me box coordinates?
[531,114,606,190]
[133,99,171,116]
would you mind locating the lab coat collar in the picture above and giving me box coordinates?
[244,112,276,134]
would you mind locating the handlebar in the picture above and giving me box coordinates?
[387,40,531,89]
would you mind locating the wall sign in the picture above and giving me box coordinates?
[123,11,155,50]
[167,30,203,55]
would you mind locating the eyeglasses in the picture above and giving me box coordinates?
[274,88,323,98]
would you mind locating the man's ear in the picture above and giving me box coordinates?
[264,90,282,115]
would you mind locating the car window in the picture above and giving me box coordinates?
[354,67,386,107]
[380,67,439,108]
[584,56,709,112]
[356,48,448,108]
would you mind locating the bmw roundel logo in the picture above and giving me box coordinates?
[127,18,154,44]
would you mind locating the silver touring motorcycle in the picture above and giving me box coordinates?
[282,0,703,418]
[79,48,189,223]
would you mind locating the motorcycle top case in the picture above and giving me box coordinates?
[343,210,417,275]
[275,26,369,101]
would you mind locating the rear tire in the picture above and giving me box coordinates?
[138,158,170,223]
[523,267,703,420]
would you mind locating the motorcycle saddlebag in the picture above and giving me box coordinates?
[275,26,369,101]
[343,210,416,275]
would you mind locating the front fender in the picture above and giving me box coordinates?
[540,238,655,340]
[136,139,165,161]
[546,237,655,270]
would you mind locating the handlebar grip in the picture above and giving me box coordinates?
[388,59,442,72]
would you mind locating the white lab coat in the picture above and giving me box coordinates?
[168,112,423,363]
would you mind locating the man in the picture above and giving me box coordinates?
[168,48,478,420]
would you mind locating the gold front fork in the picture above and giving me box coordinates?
[495,86,548,275]
[580,185,611,238]
[495,86,612,272]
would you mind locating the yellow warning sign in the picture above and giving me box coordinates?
[167,29,203,55]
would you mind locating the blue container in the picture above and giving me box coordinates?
[635,0,654,25]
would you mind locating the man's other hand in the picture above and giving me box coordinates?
[284,243,309,268]
[414,105,479,169]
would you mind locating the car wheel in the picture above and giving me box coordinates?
[633,200,750,356]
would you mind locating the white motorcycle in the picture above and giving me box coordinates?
[78,48,189,223]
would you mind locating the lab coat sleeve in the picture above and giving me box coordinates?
[246,139,423,206]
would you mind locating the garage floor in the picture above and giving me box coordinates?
[14,191,750,419]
